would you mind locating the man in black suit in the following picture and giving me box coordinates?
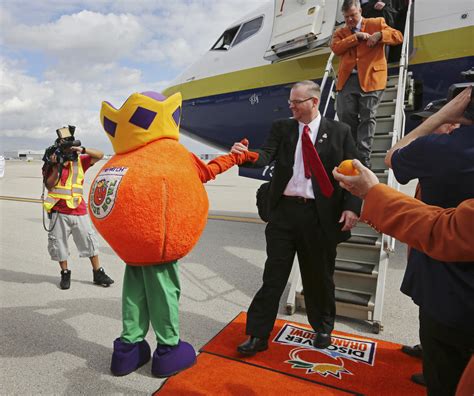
[360,0,398,28]
[231,80,362,355]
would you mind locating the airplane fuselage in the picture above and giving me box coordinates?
[163,1,473,152]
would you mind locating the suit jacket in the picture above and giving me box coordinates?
[361,0,399,27]
[246,117,362,244]
[362,184,474,262]
[331,17,403,92]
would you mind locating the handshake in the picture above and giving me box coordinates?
[230,138,259,165]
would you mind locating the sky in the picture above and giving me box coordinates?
[0,0,267,155]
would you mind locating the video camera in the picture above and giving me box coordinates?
[43,125,82,166]
[446,68,474,120]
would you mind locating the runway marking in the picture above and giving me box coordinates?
[209,215,263,224]
[0,195,264,224]
[0,195,42,204]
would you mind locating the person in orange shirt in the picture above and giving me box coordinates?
[332,160,474,262]
[331,0,403,168]
[333,158,474,396]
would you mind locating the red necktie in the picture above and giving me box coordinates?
[301,125,334,198]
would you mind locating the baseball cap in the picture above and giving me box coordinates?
[410,98,447,121]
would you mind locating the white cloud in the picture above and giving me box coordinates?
[0,1,268,153]
[0,57,169,144]
[3,10,148,63]
[135,1,263,68]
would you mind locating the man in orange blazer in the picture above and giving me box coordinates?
[331,0,403,168]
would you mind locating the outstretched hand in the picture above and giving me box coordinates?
[231,139,258,164]
[231,140,249,154]
[332,159,380,199]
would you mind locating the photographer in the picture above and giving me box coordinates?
[43,126,114,290]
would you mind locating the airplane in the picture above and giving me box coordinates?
[162,0,473,333]
[162,0,473,164]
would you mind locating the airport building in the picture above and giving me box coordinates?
[3,149,44,161]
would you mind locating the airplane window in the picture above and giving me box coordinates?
[233,16,263,46]
[211,25,240,51]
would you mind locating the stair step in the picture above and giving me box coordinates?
[376,101,396,117]
[381,87,398,101]
[336,288,373,307]
[372,133,393,152]
[373,170,388,184]
[336,259,377,275]
[295,289,374,312]
[370,152,387,170]
[348,234,379,246]
[386,75,399,87]
[337,242,381,263]
[353,223,380,238]
[375,116,394,134]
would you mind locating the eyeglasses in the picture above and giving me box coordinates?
[287,97,315,105]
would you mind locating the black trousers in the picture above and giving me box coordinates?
[246,198,337,338]
[419,309,474,396]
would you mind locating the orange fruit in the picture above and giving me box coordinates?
[337,159,360,176]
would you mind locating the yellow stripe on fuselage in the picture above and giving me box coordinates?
[409,25,473,65]
[163,26,473,101]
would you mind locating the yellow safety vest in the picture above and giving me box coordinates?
[43,160,85,213]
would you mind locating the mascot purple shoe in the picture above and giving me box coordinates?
[88,91,258,377]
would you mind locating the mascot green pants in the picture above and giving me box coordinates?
[121,262,180,346]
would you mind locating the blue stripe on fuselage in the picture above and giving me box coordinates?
[181,56,473,151]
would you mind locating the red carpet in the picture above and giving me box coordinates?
[156,353,354,395]
[156,312,424,395]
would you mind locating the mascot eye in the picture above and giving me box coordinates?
[129,106,157,130]
[172,107,181,127]
[103,117,117,137]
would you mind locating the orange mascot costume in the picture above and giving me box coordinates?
[88,91,257,377]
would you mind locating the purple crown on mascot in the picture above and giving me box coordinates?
[88,91,209,266]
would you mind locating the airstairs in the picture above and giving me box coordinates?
[284,2,414,333]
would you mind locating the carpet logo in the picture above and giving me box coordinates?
[90,167,128,219]
[274,323,377,379]
[286,348,351,379]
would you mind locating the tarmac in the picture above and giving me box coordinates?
[0,159,419,395]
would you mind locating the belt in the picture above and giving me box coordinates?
[282,195,315,204]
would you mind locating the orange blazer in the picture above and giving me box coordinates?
[331,17,403,92]
[361,184,474,262]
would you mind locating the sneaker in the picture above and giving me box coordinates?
[60,269,71,290]
[93,267,114,287]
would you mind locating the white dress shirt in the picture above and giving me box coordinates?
[283,113,322,199]
[351,17,363,33]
